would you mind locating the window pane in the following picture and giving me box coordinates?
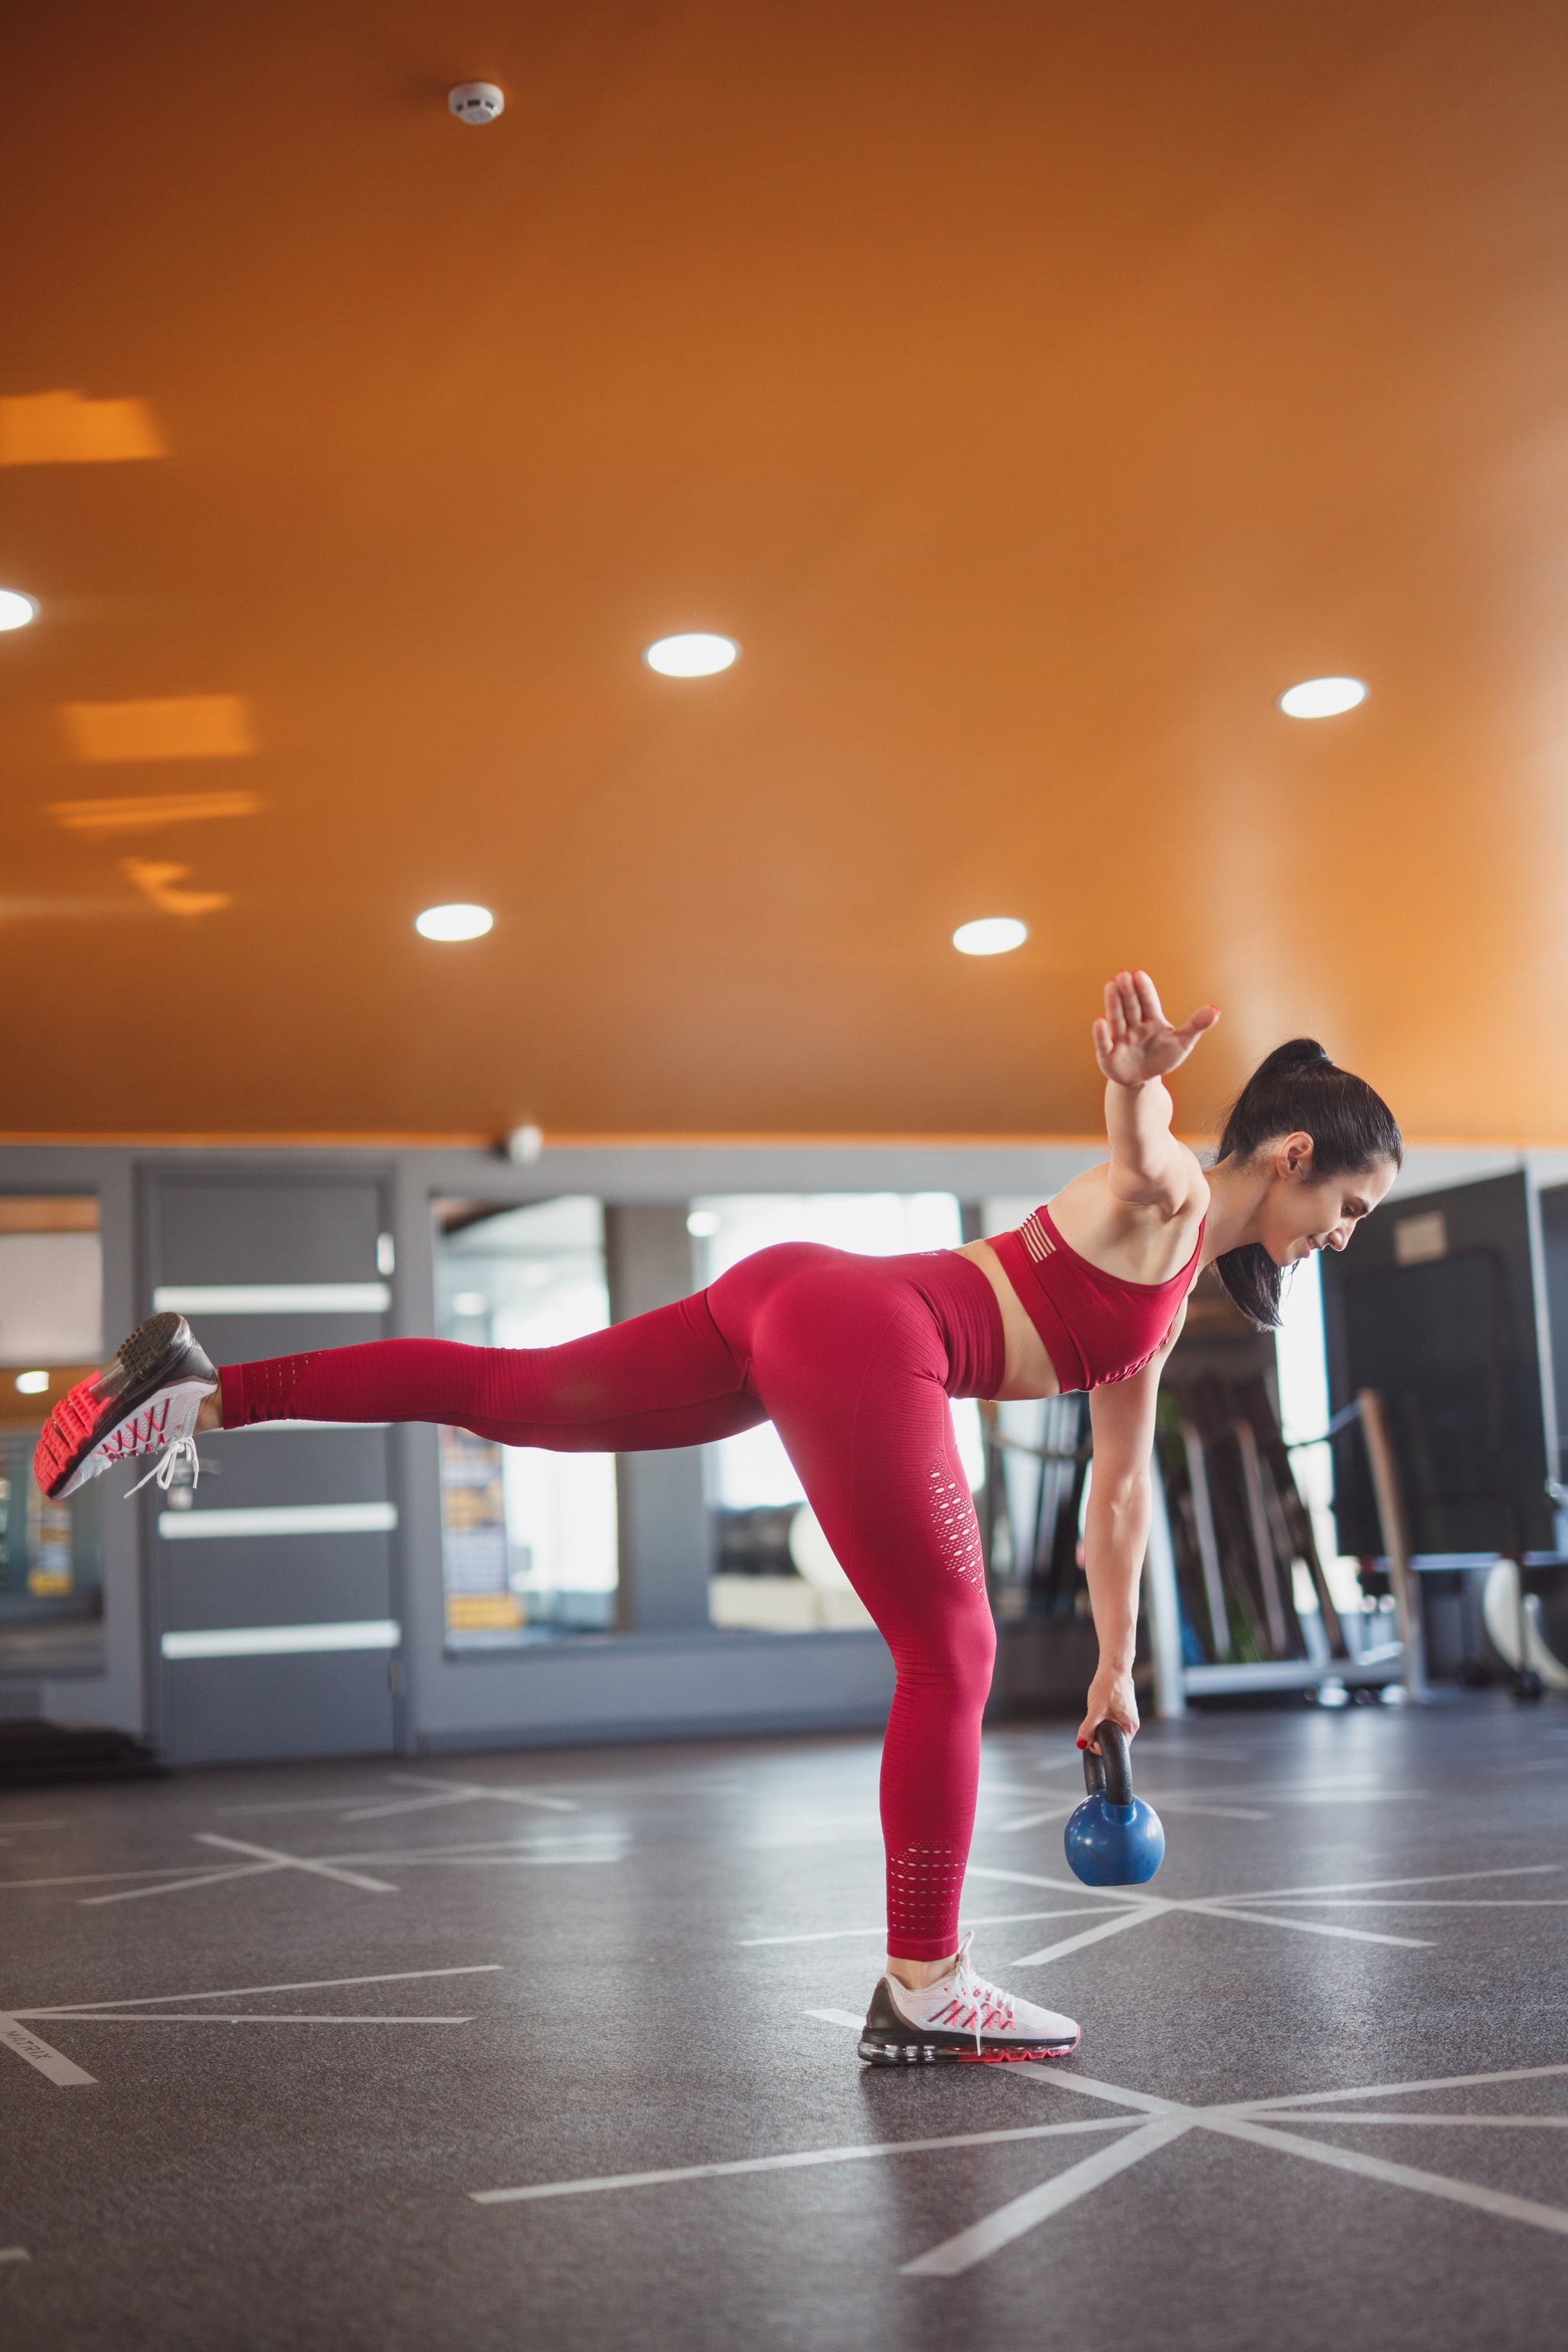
[434,1197,618,1650]
[691,1194,982,1633]
[0,1197,105,1667]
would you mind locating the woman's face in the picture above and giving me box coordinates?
[1255,1136,1398,1266]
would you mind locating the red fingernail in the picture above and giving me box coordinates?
[1076,1738,1086,1749]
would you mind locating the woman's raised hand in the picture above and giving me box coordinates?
[1093,970,1219,1087]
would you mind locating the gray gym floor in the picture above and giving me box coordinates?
[2,1697,1565,2350]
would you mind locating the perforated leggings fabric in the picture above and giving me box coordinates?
[221,1243,1005,1960]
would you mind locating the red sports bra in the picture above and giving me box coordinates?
[985,1203,1206,1392]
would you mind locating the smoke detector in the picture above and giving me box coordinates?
[449,83,505,126]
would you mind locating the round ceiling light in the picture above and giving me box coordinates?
[952,916,1027,957]
[1278,675,1367,720]
[643,633,739,678]
[0,589,38,632]
[415,903,493,942]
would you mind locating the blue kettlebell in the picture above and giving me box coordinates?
[1063,1721,1165,1887]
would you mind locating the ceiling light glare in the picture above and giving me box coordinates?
[0,588,38,632]
[686,1209,720,1239]
[1278,675,1367,720]
[952,916,1027,958]
[415,903,493,942]
[15,1370,50,1395]
[643,633,739,678]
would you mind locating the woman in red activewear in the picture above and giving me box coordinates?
[37,972,1400,2064]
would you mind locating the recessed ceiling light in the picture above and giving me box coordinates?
[15,1370,50,1395]
[643,633,739,678]
[0,588,38,632]
[952,916,1027,957]
[1278,675,1367,719]
[415,903,493,941]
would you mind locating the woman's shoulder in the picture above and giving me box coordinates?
[1053,1147,1209,1225]
[1050,1155,1208,1280]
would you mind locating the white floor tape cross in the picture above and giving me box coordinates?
[0,1965,506,2086]
[468,2041,1568,2278]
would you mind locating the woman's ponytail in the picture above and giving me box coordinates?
[1210,1038,1402,1328]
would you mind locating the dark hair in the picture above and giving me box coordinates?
[1210,1038,1403,1329]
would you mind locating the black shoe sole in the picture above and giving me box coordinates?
[35,1315,216,1498]
[117,1312,190,1387]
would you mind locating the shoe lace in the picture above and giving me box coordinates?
[125,1436,201,1498]
[949,1930,1016,2056]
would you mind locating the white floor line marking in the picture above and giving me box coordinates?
[208,1795,396,1817]
[194,1833,400,1893]
[1024,1766,1416,1805]
[338,1791,473,1822]
[993,1802,1081,1833]
[900,2116,1194,2278]
[803,2008,867,2030]
[965,1866,1103,1896]
[1245,2060,1568,2112]
[1008,1908,1168,1968]
[470,2115,1136,2206]
[357,1853,618,1870]
[0,2017,97,2086]
[28,1965,505,2014]
[0,1819,64,1832]
[25,2012,478,2026]
[16,1833,622,1909]
[789,2020,1568,2273]
[1206,1864,1561,1906]
[339,1772,578,1821]
[1252,1897,1568,1909]
[1207,2115,1568,2238]
[80,1864,279,1908]
[1269,2114,1568,2128]
[0,1864,270,1891]
[991,1860,1561,1967]
[1007,2066,1184,2117]
[0,2246,30,2262]
[998,1798,1269,1832]
[740,1909,1109,1947]
[1177,1904,1431,1950]
[351,1834,613,1851]
[2,1963,506,2084]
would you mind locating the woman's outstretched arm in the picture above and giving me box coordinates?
[1093,969,1218,1217]
[1076,1354,1167,1750]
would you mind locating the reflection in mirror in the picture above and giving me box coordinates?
[0,1197,105,1674]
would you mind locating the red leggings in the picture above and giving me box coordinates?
[221,1243,1006,1961]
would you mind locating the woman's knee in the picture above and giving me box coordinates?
[891,1600,997,1709]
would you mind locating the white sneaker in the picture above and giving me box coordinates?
[34,1314,217,1500]
[858,1931,1080,2066]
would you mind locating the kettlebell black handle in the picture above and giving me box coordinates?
[1082,1720,1135,1807]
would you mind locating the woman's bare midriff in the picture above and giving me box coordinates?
[954,1240,1063,1401]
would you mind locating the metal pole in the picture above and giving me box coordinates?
[1357,1387,1428,1700]
[1142,1463,1187,1718]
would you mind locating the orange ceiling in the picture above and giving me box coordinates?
[2,1,1566,1144]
